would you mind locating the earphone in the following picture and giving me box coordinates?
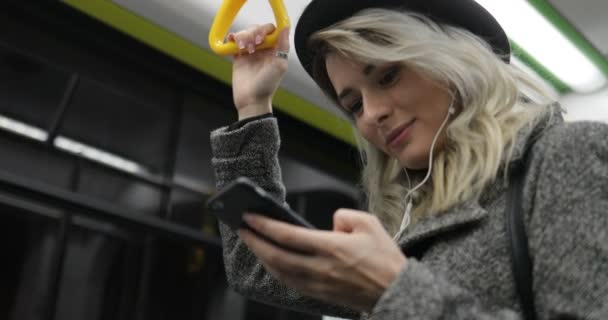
[393,102,455,241]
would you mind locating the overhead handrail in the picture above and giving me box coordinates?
[208,0,290,55]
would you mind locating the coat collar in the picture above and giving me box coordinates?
[396,105,564,249]
[396,198,488,248]
[509,104,564,165]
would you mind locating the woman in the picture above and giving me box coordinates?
[209,0,608,319]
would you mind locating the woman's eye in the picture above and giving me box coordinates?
[379,67,400,86]
[348,100,363,116]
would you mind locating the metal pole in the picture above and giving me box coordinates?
[46,156,80,320]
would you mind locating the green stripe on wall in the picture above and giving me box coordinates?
[61,0,357,145]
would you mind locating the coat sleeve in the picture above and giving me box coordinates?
[210,117,359,319]
[369,121,608,320]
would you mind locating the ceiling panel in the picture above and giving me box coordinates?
[549,0,608,55]
[110,0,339,118]
[63,0,608,126]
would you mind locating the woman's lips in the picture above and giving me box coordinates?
[387,120,416,148]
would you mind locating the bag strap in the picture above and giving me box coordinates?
[505,163,537,320]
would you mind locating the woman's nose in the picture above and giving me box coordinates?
[362,94,391,125]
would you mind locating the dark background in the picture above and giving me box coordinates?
[0,1,362,320]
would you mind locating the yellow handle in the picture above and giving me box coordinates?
[208,0,290,56]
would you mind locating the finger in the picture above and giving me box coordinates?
[276,26,290,53]
[262,258,327,298]
[226,33,240,59]
[256,23,277,41]
[239,228,324,277]
[232,24,279,55]
[243,213,342,254]
[233,25,259,53]
[253,23,275,46]
[332,209,381,233]
[232,33,246,52]
[278,269,333,300]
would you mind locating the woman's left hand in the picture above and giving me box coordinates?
[238,208,407,312]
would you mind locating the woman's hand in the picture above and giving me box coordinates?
[229,24,290,120]
[238,209,407,312]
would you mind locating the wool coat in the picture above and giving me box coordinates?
[210,109,608,319]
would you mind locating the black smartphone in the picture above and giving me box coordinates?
[206,177,316,231]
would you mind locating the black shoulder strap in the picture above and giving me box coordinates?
[505,163,537,320]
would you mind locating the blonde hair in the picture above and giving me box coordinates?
[308,9,556,234]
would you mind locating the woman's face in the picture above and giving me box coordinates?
[325,53,454,169]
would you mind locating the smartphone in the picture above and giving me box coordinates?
[206,177,316,231]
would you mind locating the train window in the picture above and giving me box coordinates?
[169,188,218,236]
[0,131,74,189]
[136,237,226,320]
[77,161,163,216]
[0,45,70,130]
[59,77,175,174]
[52,226,128,320]
[4,218,59,320]
[173,93,232,192]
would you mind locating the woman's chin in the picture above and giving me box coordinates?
[397,153,428,171]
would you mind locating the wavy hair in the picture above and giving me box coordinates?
[308,9,556,234]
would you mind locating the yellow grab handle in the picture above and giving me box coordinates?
[208,0,290,56]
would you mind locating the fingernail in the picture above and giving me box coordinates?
[243,214,261,228]
[247,43,255,54]
[238,41,245,50]
[255,35,262,45]
[243,213,254,225]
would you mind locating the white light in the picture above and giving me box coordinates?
[54,136,143,174]
[475,0,607,93]
[0,114,48,141]
[511,56,559,100]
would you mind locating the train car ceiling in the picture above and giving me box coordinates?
[60,0,608,137]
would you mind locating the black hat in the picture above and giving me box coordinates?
[294,0,510,79]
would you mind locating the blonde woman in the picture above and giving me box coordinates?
[209,0,608,319]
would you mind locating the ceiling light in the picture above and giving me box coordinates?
[475,0,607,93]
[54,136,143,174]
[0,114,48,141]
[511,56,559,99]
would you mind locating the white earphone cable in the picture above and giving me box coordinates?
[393,103,454,241]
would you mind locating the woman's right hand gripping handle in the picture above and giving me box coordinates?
[229,24,290,121]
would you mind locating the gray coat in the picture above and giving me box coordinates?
[210,109,608,320]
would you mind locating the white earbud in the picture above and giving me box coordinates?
[448,106,455,115]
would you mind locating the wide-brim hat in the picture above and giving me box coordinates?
[294,0,510,79]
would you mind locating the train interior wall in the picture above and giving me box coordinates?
[0,2,363,320]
